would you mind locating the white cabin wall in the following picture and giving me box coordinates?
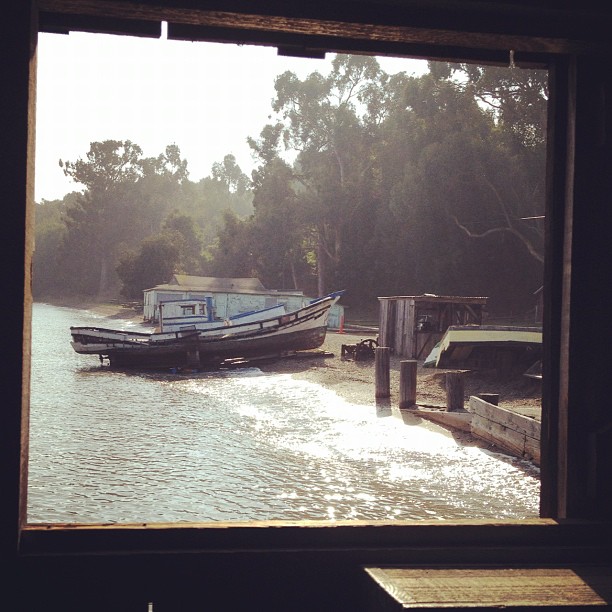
[143,289,318,323]
[285,295,306,311]
[226,293,276,315]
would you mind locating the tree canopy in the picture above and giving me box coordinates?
[34,56,546,320]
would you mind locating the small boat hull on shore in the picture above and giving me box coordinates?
[70,291,343,369]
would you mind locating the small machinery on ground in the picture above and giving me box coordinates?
[340,338,379,361]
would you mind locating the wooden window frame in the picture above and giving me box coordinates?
[5,4,612,604]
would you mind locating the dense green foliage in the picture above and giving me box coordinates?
[34,57,546,318]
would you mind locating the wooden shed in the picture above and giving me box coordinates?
[378,294,488,359]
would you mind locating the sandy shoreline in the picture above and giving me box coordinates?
[262,331,541,456]
[62,299,541,412]
[59,299,445,405]
[48,298,147,320]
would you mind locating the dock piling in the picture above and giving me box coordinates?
[399,360,417,408]
[375,347,390,398]
[445,371,465,411]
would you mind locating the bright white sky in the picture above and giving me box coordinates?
[35,30,427,202]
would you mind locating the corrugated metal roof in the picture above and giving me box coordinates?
[170,275,267,292]
[145,275,303,296]
[148,285,304,296]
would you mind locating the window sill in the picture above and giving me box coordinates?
[19,518,612,557]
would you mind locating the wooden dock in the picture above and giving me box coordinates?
[406,396,541,465]
[393,363,541,464]
[468,396,541,464]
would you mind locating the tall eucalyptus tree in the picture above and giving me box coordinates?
[272,55,388,296]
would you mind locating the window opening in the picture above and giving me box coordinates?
[29,31,545,525]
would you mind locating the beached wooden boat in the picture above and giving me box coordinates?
[70,291,343,369]
[424,324,542,373]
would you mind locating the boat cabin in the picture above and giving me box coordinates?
[158,298,212,331]
[157,298,289,332]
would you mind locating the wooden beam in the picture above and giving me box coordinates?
[37,1,612,57]
[39,11,161,36]
[19,518,612,556]
[1,0,38,543]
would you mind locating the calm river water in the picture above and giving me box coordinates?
[27,302,540,524]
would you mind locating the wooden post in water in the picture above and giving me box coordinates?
[375,346,390,398]
[399,360,417,408]
[445,371,465,412]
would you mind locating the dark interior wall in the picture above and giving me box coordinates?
[562,57,612,519]
[1,1,35,560]
[17,521,612,611]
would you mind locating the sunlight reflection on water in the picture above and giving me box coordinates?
[27,303,540,524]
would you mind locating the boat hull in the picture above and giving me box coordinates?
[70,292,342,370]
[105,325,326,369]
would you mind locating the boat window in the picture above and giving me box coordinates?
[30,29,546,527]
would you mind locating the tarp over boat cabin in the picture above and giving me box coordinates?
[429,324,543,374]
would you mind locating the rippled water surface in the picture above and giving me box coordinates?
[28,303,540,523]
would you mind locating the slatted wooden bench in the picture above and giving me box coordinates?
[365,566,612,610]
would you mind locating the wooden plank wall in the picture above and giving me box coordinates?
[379,298,420,357]
[387,298,416,358]
[378,299,395,352]
[415,331,442,360]
[395,300,407,355]
[469,396,541,465]
[401,299,415,357]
